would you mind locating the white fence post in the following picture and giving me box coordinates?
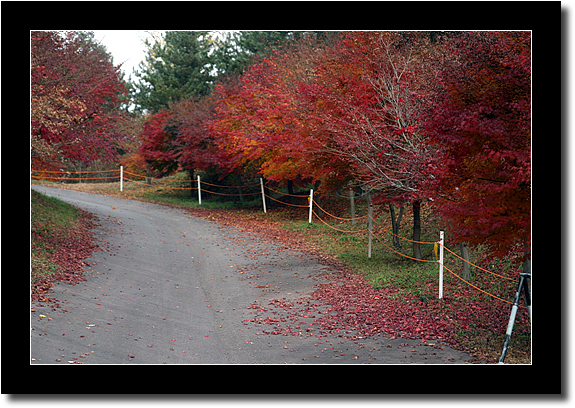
[439,230,444,299]
[367,199,373,259]
[120,166,123,192]
[260,178,267,213]
[308,189,314,223]
[197,175,202,205]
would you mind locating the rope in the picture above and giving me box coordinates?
[202,179,260,188]
[439,260,527,309]
[311,209,368,233]
[439,243,519,283]
[33,169,119,174]
[32,175,118,181]
[369,214,436,245]
[312,199,368,222]
[371,229,438,263]
[264,193,310,208]
[265,184,310,198]
[123,177,163,187]
[202,187,260,196]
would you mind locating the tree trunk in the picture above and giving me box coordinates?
[460,242,471,280]
[187,169,194,197]
[349,188,356,225]
[313,180,323,219]
[287,179,295,205]
[389,204,405,249]
[262,177,271,209]
[412,200,422,260]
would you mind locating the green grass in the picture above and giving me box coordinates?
[284,217,440,302]
[31,190,80,283]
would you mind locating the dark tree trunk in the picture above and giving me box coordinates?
[287,179,295,205]
[187,169,195,198]
[460,242,471,280]
[389,204,405,249]
[412,200,422,260]
[313,180,323,219]
[349,188,356,225]
[237,173,244,202]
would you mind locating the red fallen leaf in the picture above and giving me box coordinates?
[148,344,153,347]
[107,323,112,325]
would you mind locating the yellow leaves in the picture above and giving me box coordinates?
[31,86,87,136]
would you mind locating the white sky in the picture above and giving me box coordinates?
[92,30,165,81]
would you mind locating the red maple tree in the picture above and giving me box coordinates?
[31,31,129,170]
[424,31,531,262]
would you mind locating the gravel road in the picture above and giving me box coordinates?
[30,185,474,364]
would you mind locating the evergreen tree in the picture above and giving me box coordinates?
[132,31,213,113]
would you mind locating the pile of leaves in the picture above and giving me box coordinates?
[31,190,100,306]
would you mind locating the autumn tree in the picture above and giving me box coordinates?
[209,36,351,198]
[424,31,531,265]
[299,32,441,258]
[31,31,129,169]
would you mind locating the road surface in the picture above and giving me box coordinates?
[30,185,474,364]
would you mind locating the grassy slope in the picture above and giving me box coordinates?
[31,189,97,304]
[31,190,79,283]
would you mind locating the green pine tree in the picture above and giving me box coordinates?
[132,31,214,113]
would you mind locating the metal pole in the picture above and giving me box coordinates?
[197,175,202,205]
[308,189,314,223]
[499,273,529,364]
[120,166,123,192]
[260,178,267,213]
[439,230,444,299]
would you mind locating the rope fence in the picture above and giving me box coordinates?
[32,166,527,312]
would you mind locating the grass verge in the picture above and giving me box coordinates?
[31,189,98,305]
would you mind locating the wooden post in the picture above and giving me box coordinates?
[197,175,202,205]
[460,242,471,280]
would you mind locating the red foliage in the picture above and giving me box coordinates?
[31,31,129,168]
[137,110,180,175]
[423,32,531,260]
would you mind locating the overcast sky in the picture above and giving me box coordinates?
[92,30,165,81]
